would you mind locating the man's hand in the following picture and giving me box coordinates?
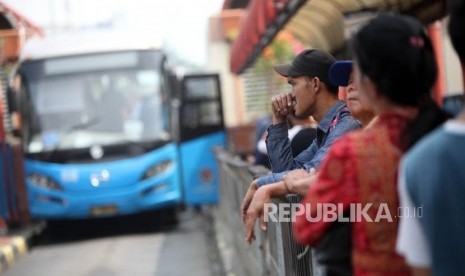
[271,92,294,124]
[244,186,271,244]
[241,179,259,224]
[283,168,317,196]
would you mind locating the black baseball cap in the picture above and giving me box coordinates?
[274,49,336,85]
[329,60,353,87]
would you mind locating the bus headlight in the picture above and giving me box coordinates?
[28,173,62,191]
[143,160,173,180]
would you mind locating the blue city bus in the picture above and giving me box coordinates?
[10,33,226,220]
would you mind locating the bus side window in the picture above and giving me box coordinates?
[182,102,221,128]
[179,74,223,142]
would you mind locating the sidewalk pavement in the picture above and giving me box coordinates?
[211,207,248,276]
[0,221,45,273]
[0,209,229,275]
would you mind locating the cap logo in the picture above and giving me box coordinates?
[409,37,424,48]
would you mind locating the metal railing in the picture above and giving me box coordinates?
[214,147,313,276]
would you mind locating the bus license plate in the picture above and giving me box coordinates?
[90,205,118,217]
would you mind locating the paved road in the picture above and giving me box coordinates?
[4,208,223,276]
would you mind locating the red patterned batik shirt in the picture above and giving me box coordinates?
[294,113,412,276]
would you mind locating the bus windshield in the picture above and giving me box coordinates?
[20,51,171,154]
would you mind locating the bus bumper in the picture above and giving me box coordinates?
[27,181,182,220]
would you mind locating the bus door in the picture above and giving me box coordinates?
[178,74,226,205]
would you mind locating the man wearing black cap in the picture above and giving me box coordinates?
[241,49,360,214]
[241,49,360,275]
[256,49,358,185]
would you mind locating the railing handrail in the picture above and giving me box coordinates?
[214,147,313,276]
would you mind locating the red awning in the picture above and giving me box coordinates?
[0,0,44,36]
[230,0,306,74]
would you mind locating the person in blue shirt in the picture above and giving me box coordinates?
[241,49,360,276]
[241,49,360,218]
[396,1,465,275]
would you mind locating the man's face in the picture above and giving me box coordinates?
[288,76,316,117]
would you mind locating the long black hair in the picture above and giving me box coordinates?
[351,13,450,150]
[449,0,465,64]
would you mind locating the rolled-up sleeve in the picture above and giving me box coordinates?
[257,170,288,187]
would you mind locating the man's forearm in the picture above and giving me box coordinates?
[263,181,291,198]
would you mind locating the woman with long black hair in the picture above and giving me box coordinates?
[293,13,449,276]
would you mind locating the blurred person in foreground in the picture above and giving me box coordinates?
[396,0,465,275]
[243,60,375,276]
[292,13,449,276]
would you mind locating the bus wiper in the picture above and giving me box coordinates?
[116,137,162,151]
[46,117,100,161]
[67,117,100,131]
